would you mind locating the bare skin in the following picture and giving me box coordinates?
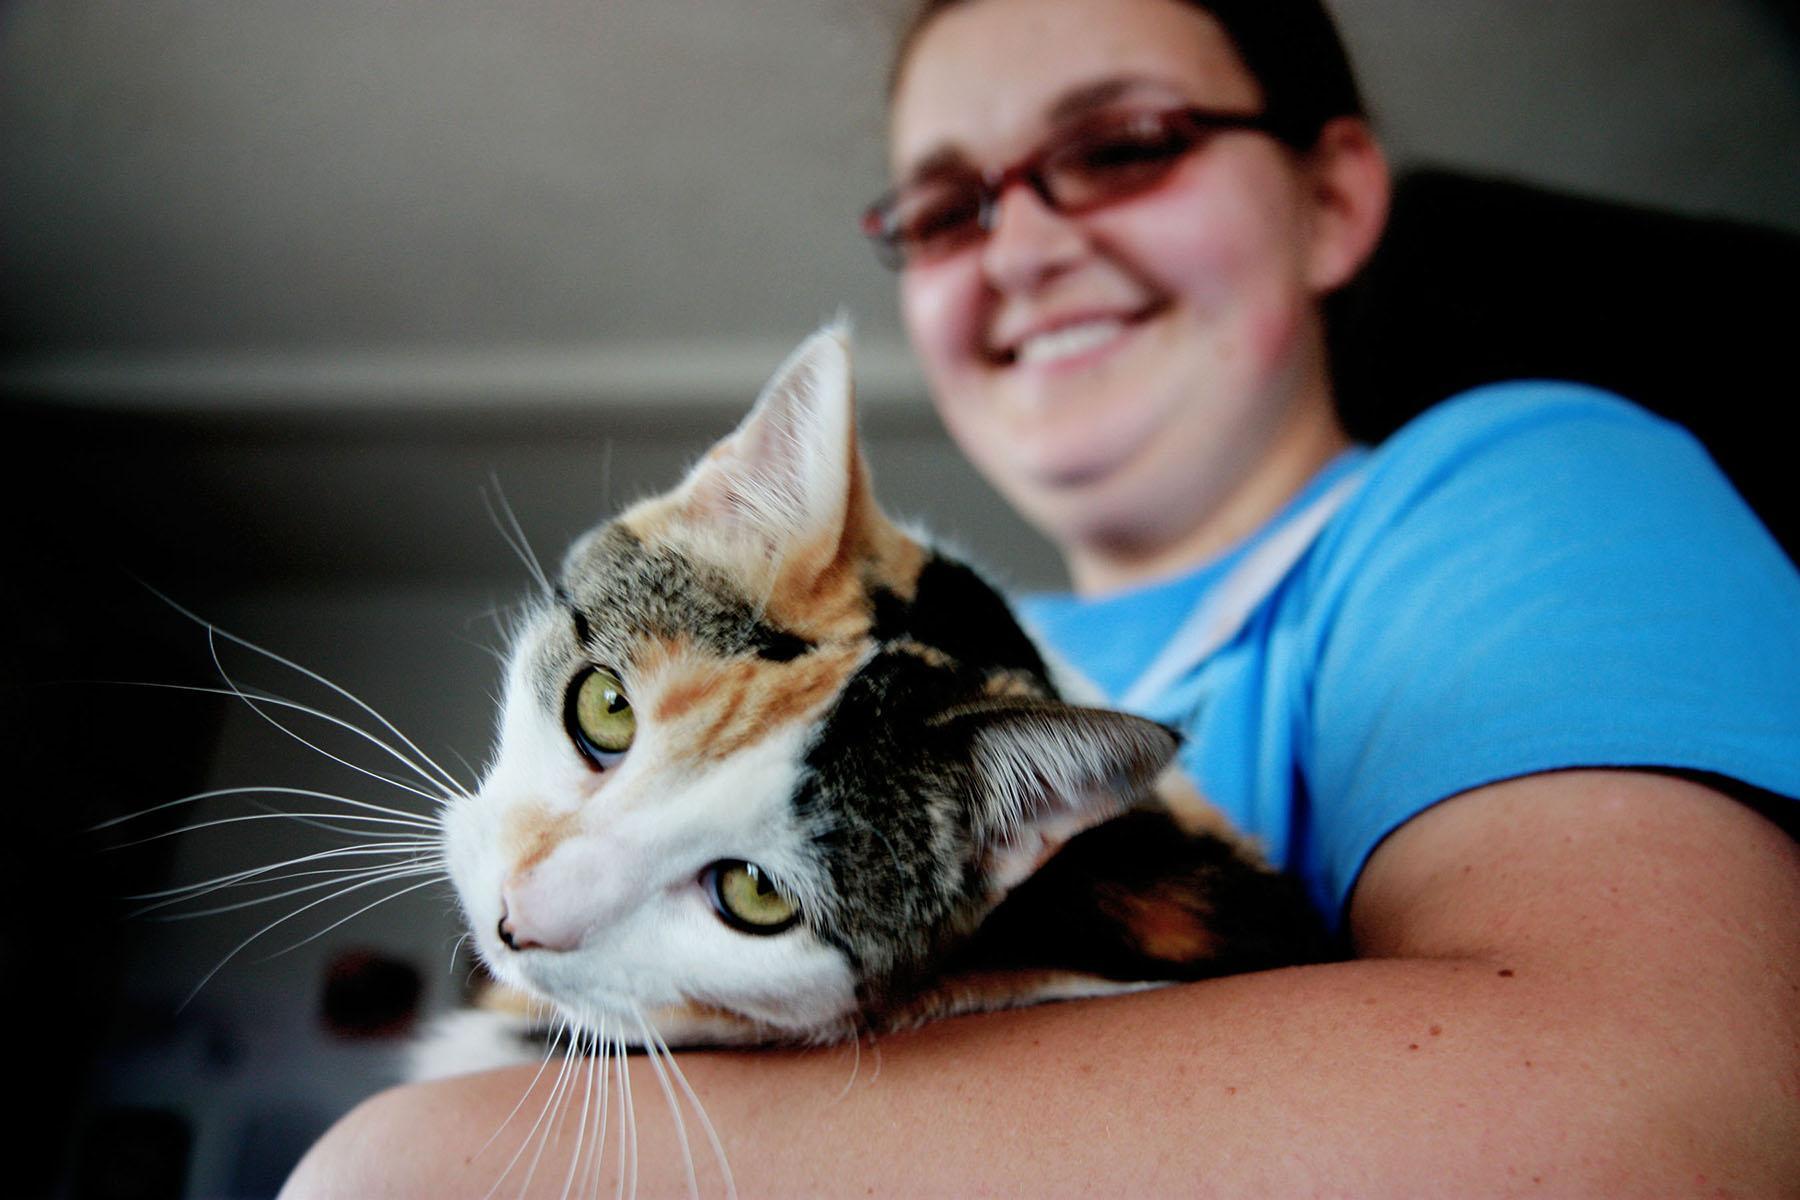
[284,770,1800,1196]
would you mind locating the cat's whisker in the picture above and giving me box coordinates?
[587,1017,614,1200]
[558,1017,602,1200]
[481,1012,589,1200]
[447,930,473,975]
[453,629,512,670]
[455,598,528,668]
[239,800,443,841]
[462,596,530,633]
[108,808,438,854]
[639,1013,735,1200]
[218,617,476,799]
[204,636,463,810]
[834,1021,863,1102]
[572,1020,604,1200]
[474,1009,572,1183]
[93,782,441,835]
[517,1029,583,1200]
[124,836,438,910]
[180,872,440,1008]
[579,1043,608,1200]
[134,858,438,922]
[128,840,437,904]
[109,662,465,805]
[149,591,475,797]
[631,1010,700,1200]
[148,862,440,922]
[484,474,555,601]
[248,873,444,964]
[600,437,615,516]
[616,1026,639,1200]
[133,856,430,917]
[449,746,485,790]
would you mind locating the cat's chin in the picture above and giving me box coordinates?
[630,1000,812,1048]
[488,970,659,1032]
[478,968,825,1048]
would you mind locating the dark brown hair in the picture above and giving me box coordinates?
[891,0,1367,149]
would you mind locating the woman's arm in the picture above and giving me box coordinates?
[283,769,1800,1197]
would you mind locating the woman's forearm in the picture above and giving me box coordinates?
[283,773,1800,1197]
[281,954,1784,1197]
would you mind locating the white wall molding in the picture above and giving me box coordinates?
[3,337,932,418]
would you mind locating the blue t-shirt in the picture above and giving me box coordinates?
[1020,382,1800,927]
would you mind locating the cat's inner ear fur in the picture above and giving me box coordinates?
[933,700,1181,894]
[673,325,873,586]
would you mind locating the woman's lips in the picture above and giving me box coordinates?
[990,304,1164,370]
[1014,316,1128,367]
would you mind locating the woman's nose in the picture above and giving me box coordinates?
[978,182,1088,292]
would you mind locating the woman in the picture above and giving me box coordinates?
[288,0,1800,1192]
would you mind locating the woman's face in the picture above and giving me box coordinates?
[891,0,1356,586]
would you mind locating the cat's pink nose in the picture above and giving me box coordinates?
[496,881,583,953]
[495,905,542,952]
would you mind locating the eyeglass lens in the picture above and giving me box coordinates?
[872,110,1214,267]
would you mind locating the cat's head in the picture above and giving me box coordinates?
[443,326,1177,1040]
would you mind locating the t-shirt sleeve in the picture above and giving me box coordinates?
[1304,384,1800,916]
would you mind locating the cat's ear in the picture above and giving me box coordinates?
[676,323,869,573]
[934,700,1180,893]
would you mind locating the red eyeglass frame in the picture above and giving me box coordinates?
[860,105,1305,270]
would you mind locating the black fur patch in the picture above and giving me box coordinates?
[956,810,1334,979]
[749,625,812,663]
[795,645,997,990]
[567,603,592,649]
[870,555,1048,681]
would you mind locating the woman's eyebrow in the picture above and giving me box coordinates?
[899,144,972,185]
[1045,76,1180,124]
[895,76,1181,183]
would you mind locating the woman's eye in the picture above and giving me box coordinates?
[704,861,801,935]
[897,181,984,251]
[567,667,635,766]
[1067,130,1185,176]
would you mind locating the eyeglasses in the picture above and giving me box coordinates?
[860,106,1300,270]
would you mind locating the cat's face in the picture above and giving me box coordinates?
[443,328,1176,1041]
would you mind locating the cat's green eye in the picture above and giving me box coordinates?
[567,667,635,765]
[705,861,801,935]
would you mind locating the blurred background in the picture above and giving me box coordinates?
[4,1,1797,1196]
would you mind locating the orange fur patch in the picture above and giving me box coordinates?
[1099,885,1221,963]
[504,804,580,875]
[652,673,715,725]
[695,646,865,763]
[890,639,956,671]
[761,463,926,642]
[982,667,1047,699]
[473,978,543,1017]
[643,640,866,768]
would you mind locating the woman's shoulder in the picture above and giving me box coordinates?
[1370,379,1700,477]
[1333,378,1752,555]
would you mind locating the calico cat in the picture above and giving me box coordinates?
[435,324,1326,1059]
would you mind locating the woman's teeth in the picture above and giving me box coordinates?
[1014,318,1125,366]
